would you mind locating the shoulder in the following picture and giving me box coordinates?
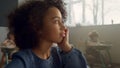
[51,46,82,56]
[5,49,32,68]
[12,49,31,58]
[12,49,34,63]
[9,49,33,68]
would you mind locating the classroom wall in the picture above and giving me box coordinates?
[69,24,120,63]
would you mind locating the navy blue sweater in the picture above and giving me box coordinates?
[5,47,87,68]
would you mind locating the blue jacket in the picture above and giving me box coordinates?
[5,47,87,68]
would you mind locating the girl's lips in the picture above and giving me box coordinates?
[60,30,66,37]
[62,33,65,37]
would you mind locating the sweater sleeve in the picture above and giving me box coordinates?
[60,48,87,68]
[5,56,25,68]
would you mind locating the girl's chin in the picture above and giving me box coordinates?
[54,40,62,43]
[54,38,63,43]
[52,36,63,43]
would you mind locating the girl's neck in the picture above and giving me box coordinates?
[32,40,53,60]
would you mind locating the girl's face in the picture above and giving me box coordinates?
[40,7,66,43]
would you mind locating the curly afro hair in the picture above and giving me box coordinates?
[8,0,67,50]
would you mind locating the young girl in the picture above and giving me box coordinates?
[5,0,87,68]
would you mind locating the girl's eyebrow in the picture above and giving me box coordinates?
[52,16,61,19]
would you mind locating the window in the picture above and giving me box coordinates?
[64,0,120,26]
[64,0,82,26]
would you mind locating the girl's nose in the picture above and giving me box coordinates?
[60,22,66,30]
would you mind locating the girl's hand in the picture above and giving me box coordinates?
[57,28,72,52]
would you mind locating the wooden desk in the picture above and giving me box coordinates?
[87,42,112,68]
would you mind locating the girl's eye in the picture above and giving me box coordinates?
[52,18,63,24]
[53,18,60,24]
[54,20,59,24]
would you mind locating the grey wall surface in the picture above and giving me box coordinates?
[0,27,8,43]
[0,0,18,26]
[0,27,8,60]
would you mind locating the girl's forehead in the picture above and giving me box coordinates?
[45,7,62,18]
